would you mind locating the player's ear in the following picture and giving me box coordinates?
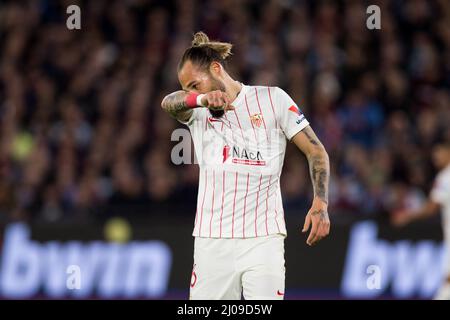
[209,61,222,77]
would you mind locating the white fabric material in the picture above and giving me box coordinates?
[189,234,285,300]
[196,93,206,107]
[180,84,309,238]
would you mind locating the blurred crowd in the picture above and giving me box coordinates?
[0,0,449,223]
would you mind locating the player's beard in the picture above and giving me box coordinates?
[209,76,227,118]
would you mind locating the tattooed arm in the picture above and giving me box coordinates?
[293,126,330,204]
[161,90,195,123]
[291,125,331,246]
[161,90,235,122]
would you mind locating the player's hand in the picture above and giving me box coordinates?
[302,198,330,246]
[201,90,235,112]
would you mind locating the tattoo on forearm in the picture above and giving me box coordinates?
[161,91,191,119]
[302,127,330,204]
[310,155,329,204]
[304,129,319,145]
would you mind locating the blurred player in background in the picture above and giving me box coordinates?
[393,140,450,299]
[161,32,330,300]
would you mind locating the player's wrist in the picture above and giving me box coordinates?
[196,94,206,107]
[312,196,328,209]
[185,92,207,108]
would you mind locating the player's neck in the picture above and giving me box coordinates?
[224,78,242,103]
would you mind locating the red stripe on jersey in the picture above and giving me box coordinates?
[242,173,250,238]
[223,112,232,128]
[267,87,280,129]
[232,109,245,140]
[254,88,269,141]
[219,171,225,238]
[231,172,238,239]
[199,169,208,237]
[224,113,237,146]
[274,188,281,234]
[254,174,263,237]
[244,95,258,142]
[266,175,279,234]
[264,175,272,236]
[209,170,216,238]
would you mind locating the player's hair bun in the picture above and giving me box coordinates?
[191,31,210,46]
[191,31,233,60]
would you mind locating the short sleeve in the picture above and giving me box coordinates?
[273,87,310,140]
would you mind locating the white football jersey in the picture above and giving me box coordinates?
[180,84,309,238]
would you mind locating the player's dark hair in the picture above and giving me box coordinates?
[178,32,233,72]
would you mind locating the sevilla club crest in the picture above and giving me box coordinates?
[250,113,263,128]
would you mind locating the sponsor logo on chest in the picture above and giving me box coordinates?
[223,145,265,166]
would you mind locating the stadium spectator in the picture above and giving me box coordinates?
[0,0,448,223]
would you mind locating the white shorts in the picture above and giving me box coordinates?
[189,234,286,300]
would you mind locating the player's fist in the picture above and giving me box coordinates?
[201,90,235,112]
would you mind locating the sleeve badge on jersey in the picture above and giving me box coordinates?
[250,113,263,128]
[288,105,303,116]
[288,105,305,124]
